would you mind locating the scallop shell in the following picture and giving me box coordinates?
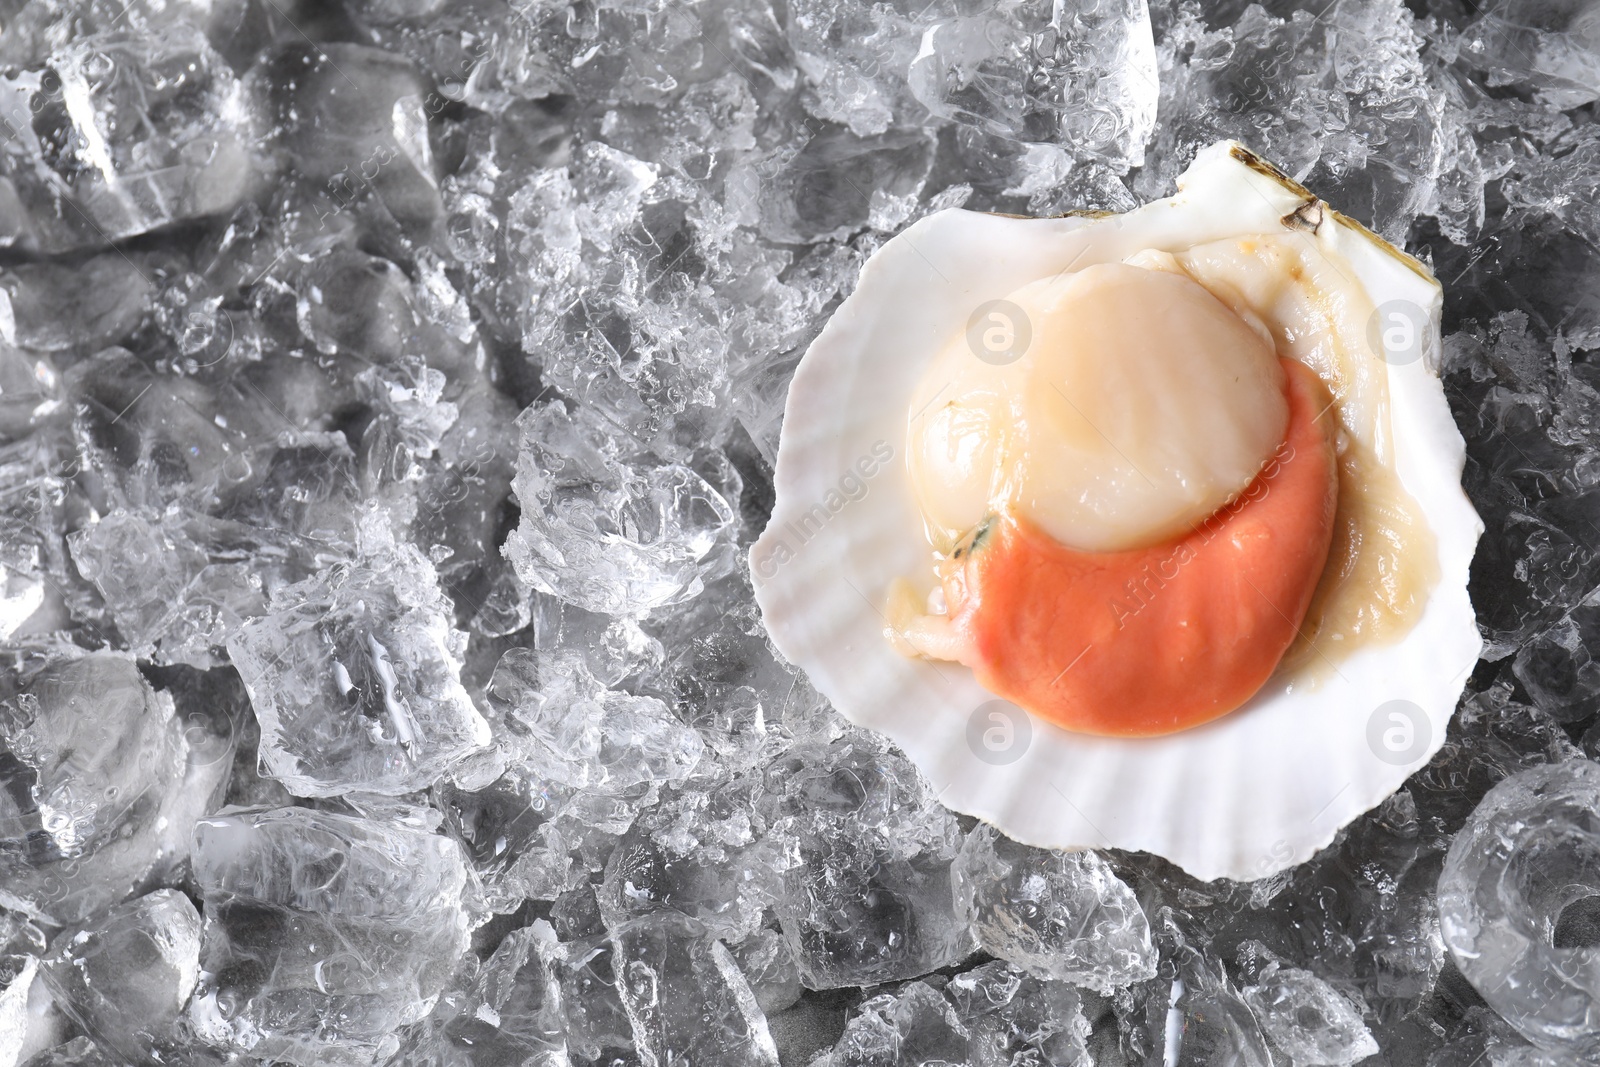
[751,141,1482,882]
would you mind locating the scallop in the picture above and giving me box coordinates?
[750,141,1481,881]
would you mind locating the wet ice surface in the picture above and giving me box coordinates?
[0,0,1593,1064]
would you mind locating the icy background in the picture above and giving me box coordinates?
[0,0,1594,1063]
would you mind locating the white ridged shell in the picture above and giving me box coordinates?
[751,141,1482,882]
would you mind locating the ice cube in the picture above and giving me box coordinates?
[597,774,778,941]
[250,43,441,233]
[505,400,737,616]
[188,806,475,1067]
[40,890,201,1066]
[1438,759,1600,1058]
[755,734,973,988]
[825,981,969,1067]
[404,924,565,1067]
[1240,960,1378,1067]
[69,508,335,669]
[18,1040,115,1067]
[0,654,203,925]
[952,824,1157,994]
[227,514,489,797]
[726,928,799,1017]
[485,646,702,793]
[1460,0,1600,109]
[435,771,577,912]
[0,27,257,254]
[946,961,1092,1067]
[610,911,778,1067]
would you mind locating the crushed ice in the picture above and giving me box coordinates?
[0,0,1594,1063]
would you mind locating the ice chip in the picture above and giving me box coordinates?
[188,806,474,1067]
[0,654,194,924]
[946,961,1092,1067]
[1240,960,1378,1067]
[0,27,257,253]
[786,0,915,137]
[227,515,489,797]
[435,771,577,912]
[548,929,634,1064]
[1461,1,1600,109]
[251,43,442,232]
[0,912,43,1067]
[485,647,702,792]
[572,143,658,253]
[951,825,1157,994]
[1438,760,1600,1058]
[610,912,778,1067]
[825,981,969,1067]
[402,924,565,1067]
[597,774,778,941]
[1154,913,1276,1067]
[0,257,151,355]
[18,1040,116,1067]
[727,928,799,1017]
[505,400,737,616]
[1054,0,1158,170]
[756,735,974,988]
[0,333,61,443]
[1137,0,1445,241]
[1513,585,1600,723]
[69,509,333,669]
[758,128,936,245]
[40,890,201,1066]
